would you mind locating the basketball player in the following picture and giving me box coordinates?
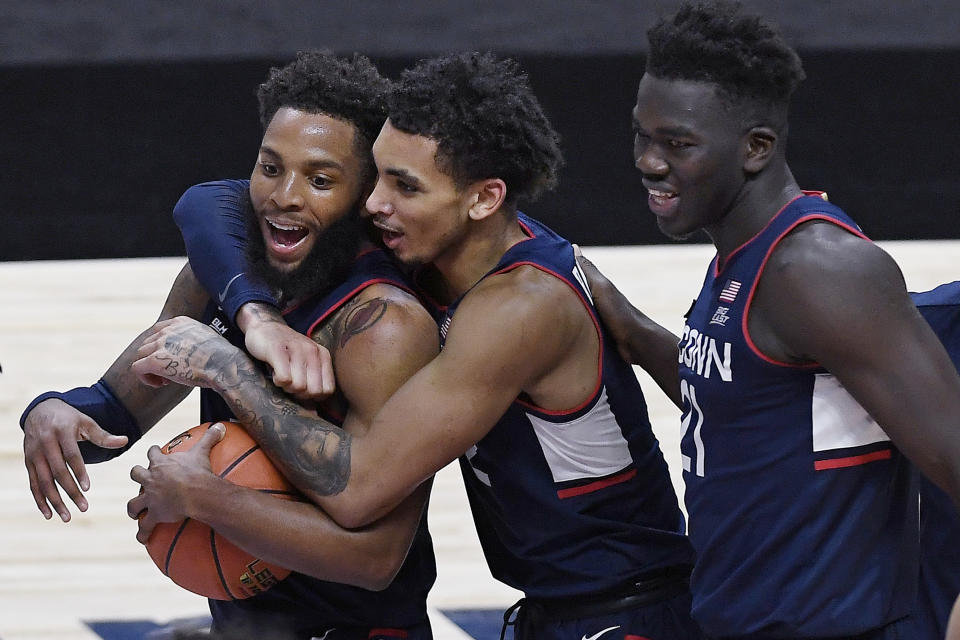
[571,3,960,638]
[21,51,439,640]
[133,52,703,639]
[908,282,960,639]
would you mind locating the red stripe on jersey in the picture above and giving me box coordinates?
[556,468,637,499]
[625,636,652,640]
[814,449,892,470]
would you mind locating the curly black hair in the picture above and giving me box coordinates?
[387,52,563,207]
[646,2,805,126]
[257,50,392,181]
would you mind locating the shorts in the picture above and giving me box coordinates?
[501,567,703,640]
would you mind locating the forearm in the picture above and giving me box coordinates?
[99,264,209,434]
[211,349,355,504]
[187,473,428,589]
[172,181,278,321]
[102,335,193,435]
[593,282,681,406]
[622,312,683,408]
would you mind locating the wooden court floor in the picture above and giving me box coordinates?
[2,240,958,639]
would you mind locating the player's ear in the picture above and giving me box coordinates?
[743,126,778,175]
[468,178,507,221]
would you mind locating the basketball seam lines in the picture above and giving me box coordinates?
[164,519,192,576]
[219,445,260,478]
[211,527,237,600]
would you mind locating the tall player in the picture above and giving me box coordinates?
[574,3,960,638]
[133,52,702,639]
[21,51,439,640]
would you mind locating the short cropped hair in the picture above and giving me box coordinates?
[387,52,563,207]
[646,2,805,127]
[257,50,391,181]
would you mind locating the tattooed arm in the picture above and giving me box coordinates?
[130,284,436,501]
[129,283,440,587]
[133,265,601,530]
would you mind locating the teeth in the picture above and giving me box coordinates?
[267,219,304,231]
[648,189,676,198]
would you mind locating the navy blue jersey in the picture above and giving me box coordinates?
[199,246,436,637]
[909,282,960,639]
[434,213,694,599]
[678,193,919,637]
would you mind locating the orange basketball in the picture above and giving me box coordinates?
[145,421,302,600]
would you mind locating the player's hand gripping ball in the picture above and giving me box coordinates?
[145,422,303,600]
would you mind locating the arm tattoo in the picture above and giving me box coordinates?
[215,350,352,496]
[339,298,388,348]
[313,297,390,352]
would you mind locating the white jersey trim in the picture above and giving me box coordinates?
[526,386,633,482]
[811,373,890,452]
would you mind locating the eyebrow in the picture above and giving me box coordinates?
[654,125,695,137]
[259,145,345,171]
[632,121,696,138]
[385,167,423,187]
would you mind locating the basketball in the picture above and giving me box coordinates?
[145,421,302,600]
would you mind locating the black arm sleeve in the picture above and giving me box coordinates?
[172,179,278,321]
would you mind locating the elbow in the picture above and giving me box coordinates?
[299,540,405,592]
[358,561,402,592]
[330,504,384,531]
[318,491,387,530]
[353,543,407,591]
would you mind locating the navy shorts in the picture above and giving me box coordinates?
[506,589,703,640]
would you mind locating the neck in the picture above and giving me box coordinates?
[433,211,529,299]
[708,164,802,265]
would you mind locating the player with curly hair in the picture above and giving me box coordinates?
[22,50,440,640]
[574,2,960,638]
[137,51,703,640]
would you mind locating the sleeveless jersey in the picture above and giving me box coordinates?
[910,282,960,639]
[200,247,437,636]
[435,213,694,599]
[678,193,919,637]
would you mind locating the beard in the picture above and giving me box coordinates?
[244,196,365,305]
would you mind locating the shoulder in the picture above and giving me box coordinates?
[173,179,248,210]
[765,220,904,299]
[758,220,911,360]
[464,263,583,318]
[448,264,589,363]
[328,282,437,358]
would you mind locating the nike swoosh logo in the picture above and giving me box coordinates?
[311,629,336,640]
[218,272,244,303]
[582,626,621,640]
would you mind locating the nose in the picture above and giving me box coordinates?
[365,178,392,217]
[634,140,668,178]
[270,172,304,210]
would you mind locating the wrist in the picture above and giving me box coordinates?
[186,473,238,524]
[235,301,284,333]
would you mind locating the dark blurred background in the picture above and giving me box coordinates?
[3,1,958,260]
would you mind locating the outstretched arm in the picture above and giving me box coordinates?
[575,246,682,407]
[129,285,440,588]
[21,263,208,521]
[173,180,334,400]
